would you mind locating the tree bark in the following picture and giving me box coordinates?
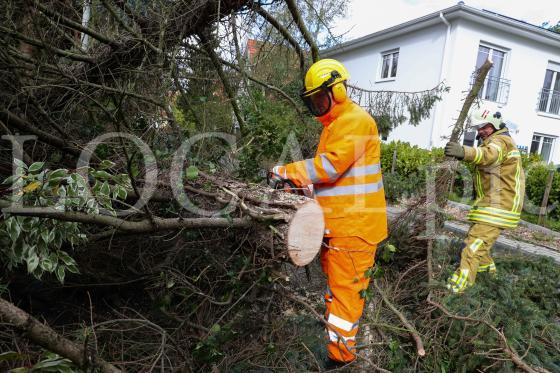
[0,297,121,373]
[0,174,325,266]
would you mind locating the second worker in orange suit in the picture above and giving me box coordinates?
[270,59,388,365]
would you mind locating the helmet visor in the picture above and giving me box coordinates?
[300,87,332,117]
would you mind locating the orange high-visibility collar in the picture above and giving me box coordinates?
[317,98,353,127]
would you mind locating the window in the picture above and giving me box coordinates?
[530,134,556,163]
[538,65,560,115]
[380,49,399,79]
[473,44,510,104]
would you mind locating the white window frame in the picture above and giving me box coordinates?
[377,49,399,82]
[538,65,560,116]
[530,133,557,163]
[476,43,509,103]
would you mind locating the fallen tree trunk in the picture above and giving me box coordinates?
[0,297,121,372]
[0,173,325,267]
[170,173,326,267]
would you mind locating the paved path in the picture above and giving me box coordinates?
[444,221,560,264]
[387,206,560,264]
[447,200,560,238]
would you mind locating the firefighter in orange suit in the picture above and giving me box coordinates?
[269,59,388,365]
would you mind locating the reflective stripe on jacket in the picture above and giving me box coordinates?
[462,128,526,229]
[283,98,388,245]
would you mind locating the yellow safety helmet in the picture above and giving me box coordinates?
[300,59,350,117]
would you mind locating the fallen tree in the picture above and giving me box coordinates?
[5,1,551,371]
[0,297,120,373]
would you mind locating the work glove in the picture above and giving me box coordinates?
[445,142,465,160]
[267,166,305,194]
[267,166,287,189]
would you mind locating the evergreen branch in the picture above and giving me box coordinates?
[428,297,541,373]
[347,82,449,134]
[374,280,426,357]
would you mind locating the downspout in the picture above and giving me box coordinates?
[429,12,451,148]
[81,0,92,50]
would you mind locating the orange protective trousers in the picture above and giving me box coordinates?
[320,236,377,363]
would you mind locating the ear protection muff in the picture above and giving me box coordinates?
[331,82,347,103]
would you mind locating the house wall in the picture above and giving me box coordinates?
[330,24,447,148]
[330,15,560,164]
[427,19,560,163]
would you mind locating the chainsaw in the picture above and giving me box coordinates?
[266,172,310,196]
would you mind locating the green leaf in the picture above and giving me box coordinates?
[70,173,87,187]
[49,169,68,180]
[2,175,18,185]
[41,229,50,244]
[99,160,115,170]
[40,258,54,272]
[13,158,27,170]
[100,181,110,197]
[7,218,21,241]
[186,165,199,180]
[8,368,28,373]
[113,185,128,200]
[0,351,25,362]
[93,170,111,180]
[28,162,44,173]
[386,244,397,253]
[210,324,221,334]
[66,264,80,274]
[47,177,64,187]
[27,253,39,273]
[55,266,65,284]
[31,356,73,370]
[58,251,75,266]
[373,266,385,279]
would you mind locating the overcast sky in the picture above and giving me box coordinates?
[332,0,560,41]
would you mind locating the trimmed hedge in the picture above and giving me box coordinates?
[380,141,444,203]
[381,141,560,223]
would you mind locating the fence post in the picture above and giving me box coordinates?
[391,149,397,174]
[538,169,555,226]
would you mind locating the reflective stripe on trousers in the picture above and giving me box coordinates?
[320,237,377,363]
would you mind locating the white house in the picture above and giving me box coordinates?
[324,2,560,164]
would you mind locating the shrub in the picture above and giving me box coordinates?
[237,90,318,180]
[525,162,560,220]
[381,141,444,202]
[381,141,444,176]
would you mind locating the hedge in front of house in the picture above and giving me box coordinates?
[524,158,560,221]
[381,141,444,202]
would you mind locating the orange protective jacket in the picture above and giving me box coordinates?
[280,98,388,245]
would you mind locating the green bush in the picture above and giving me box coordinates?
[236,89,318,180]
[525,162,560,220]
[381,141,444,176]
[381,141,444,202]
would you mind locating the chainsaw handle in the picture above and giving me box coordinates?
[267,172,298,192]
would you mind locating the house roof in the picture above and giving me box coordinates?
[323,3,560,56]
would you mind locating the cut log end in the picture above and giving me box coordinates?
[286,200,325,266]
